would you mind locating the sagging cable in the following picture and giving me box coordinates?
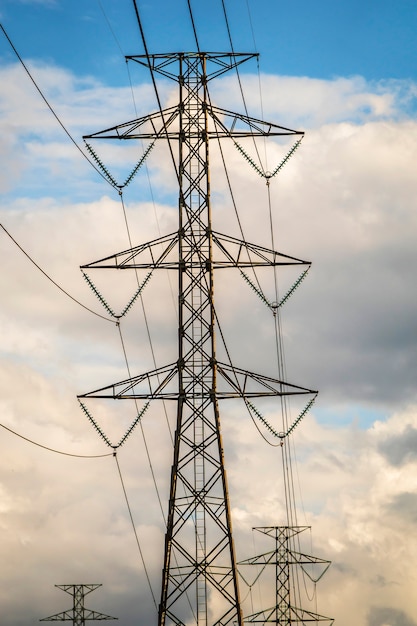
[82,271,116,318]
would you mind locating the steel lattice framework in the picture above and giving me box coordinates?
[239,527,333,625]
[40,584,117,625]
[79,52,316,626]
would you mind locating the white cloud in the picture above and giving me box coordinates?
[0,61,417,624]
[213,74,417,128]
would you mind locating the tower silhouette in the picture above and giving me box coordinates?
[79,51,330,626]
[40,584,116,625]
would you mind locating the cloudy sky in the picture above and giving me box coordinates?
[0,1,417,625]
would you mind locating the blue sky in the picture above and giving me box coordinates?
[1,2,417,626]
[2,0,417,83]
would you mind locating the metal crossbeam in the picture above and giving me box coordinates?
[40,584,117,625]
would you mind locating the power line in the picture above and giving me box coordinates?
[0,421,113,458]
[130,0,181,185]
[0,22,117,188]
[114,453,158,608]
[0,223,115,324]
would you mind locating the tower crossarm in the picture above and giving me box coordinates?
[290,550,332,568]
[239,548,331,584]
[40,610,74,621]
[289,606,334,625]
[40,610,116,622]
[244,549,331,569]
[80,230,309,271]
[245,605,334,625]
[216,362,317,399]
[208,105,304,138]
[126,52,259,82]
[77,361,316,401]
[83,106,180,141]
[80,232,179,270]
[77,362,179,400]
[40,584,117,623]
[211,231,310,268]
[82,611,117,621]
[83,104,302,142]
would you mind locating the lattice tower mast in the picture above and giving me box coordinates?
[159,53,236,626]
[239,527,333,625]
[79,52,310,626]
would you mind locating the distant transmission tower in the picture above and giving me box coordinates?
[239,527,333,625]
[79,51,326,625]
[40,584,117,625]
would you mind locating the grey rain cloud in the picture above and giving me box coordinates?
[385,491,417,524]
[368,606,417,626]
[378,425,417,466]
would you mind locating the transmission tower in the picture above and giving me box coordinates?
[239,527,333,625]
[40,584,117,625]
[78,52,318,625]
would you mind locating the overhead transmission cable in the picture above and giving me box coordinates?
[266,176,300,530]
[114,453,158,608]
[184,0,286,448]
[198,7,277,438]
[0,25,120,324]
[101,0,178,423]
[1,12,165,599]
[115,266,170,524]
[86,4,176,588]
[243,0,269,171]
[90,0,176,493]
[1,9,190,610]
[103,5,200,619]
[220,0,265,171]
[0,223,115,324]
[205,0,268,297]
[97,0,125,57]
[0,421,113,459]
[216,7,313,611]
[0,23,117,189]
[223,0,307,535]
[257,54,312,612]
[131,0,181,187]
[173,0,265,441]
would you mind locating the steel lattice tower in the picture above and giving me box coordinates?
[40,584,117,625]
[79,52,314,626]
[239,527,333,625]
